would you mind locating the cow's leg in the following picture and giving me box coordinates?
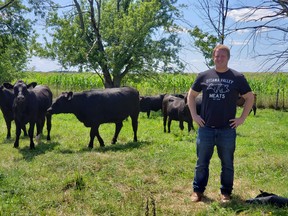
[112,122,123,144]
[189,121,194,132]
[36,115,45,136]
[179,120,184,131]
[253,105,257,115]
[22,125,28,137]
[187,121,192,132]
[46,113,52,141]
[89,125,104,148]
[147,111,151,118]
[14,122,21,148]
[36,115,45,142]
[28,122,35,149]
[4,117,11,139]
[168,117,172,133]
[131,115,138,142]
[163,115,167,133]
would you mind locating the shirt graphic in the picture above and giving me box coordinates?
[206,78,234,101]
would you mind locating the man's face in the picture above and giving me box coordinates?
[213,49,229,69]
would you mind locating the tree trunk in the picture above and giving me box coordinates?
[103,68,114,88]
[112,75,122,88]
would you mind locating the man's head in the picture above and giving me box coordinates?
[212,44,230,72]
[212,44,230,60]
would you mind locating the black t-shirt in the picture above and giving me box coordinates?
[191,68,252,128]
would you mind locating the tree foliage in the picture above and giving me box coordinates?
[36,0,183,87]
[188,26,218,68]
[0,0,35,82]
[0,0,14,10]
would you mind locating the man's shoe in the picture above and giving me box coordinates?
[191,192,203,202]
[221,194,231,203]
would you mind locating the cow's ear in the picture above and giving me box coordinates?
[27,82,37,89]
[67,91,73,101]
[3,83,13,89]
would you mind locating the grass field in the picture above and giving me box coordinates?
[0,107,288,215]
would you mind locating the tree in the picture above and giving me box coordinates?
[36,0,183,88]
[230,0,288,71]
[0,0,35,83]
[188,0,288,71]
[193,0,229,44]
[187,0,230,69]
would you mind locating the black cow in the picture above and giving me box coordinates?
[0,85,27,139]
[236,93,257,115]
[4,81,52,149]
[162,94,194,133]
[47,87,140,148]
[246,190,288,207]
[140,94,166,118]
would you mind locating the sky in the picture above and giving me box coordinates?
[27,0,288,73]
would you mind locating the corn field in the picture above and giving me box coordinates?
[17,71,288,110]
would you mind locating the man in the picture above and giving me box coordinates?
[187,44,254,203]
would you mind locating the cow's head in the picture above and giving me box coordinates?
[255,190,277,198]
[47,91,73,114]
[3,80,37,109]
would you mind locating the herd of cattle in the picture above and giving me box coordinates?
[0,80,256,149]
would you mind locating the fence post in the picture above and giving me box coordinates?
[275,89,279,110]
[282,89,285,110]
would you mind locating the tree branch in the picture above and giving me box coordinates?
[73,0,85,32]
[0,0,14,11]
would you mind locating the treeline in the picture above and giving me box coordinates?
[15,71,288,110]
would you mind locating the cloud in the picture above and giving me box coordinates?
[229,40,249,46]
[28,56,62,72]
[228,8,277,22]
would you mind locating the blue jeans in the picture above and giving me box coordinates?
[193,126,236,195]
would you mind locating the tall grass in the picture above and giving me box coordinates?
[246,73,288,109]
[14,71,288,109]
[0,109,288,215]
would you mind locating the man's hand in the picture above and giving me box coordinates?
[229,117,245,129]
[193,115,205,127]
[230,91,255,129]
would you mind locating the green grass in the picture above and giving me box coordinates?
[0,109,288,215]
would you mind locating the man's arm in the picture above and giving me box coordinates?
[229,91,254,128]
[187,88,205,127]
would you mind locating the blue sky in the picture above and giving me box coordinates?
[27,0,288,73]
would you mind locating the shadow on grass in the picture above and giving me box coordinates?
[79,140,151,153]
[1,133,28,145]
[212,194,288,214]
[58,149,76,154]
[17,141,60,161]
[1,138,14,145]
[218,195,248,213]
